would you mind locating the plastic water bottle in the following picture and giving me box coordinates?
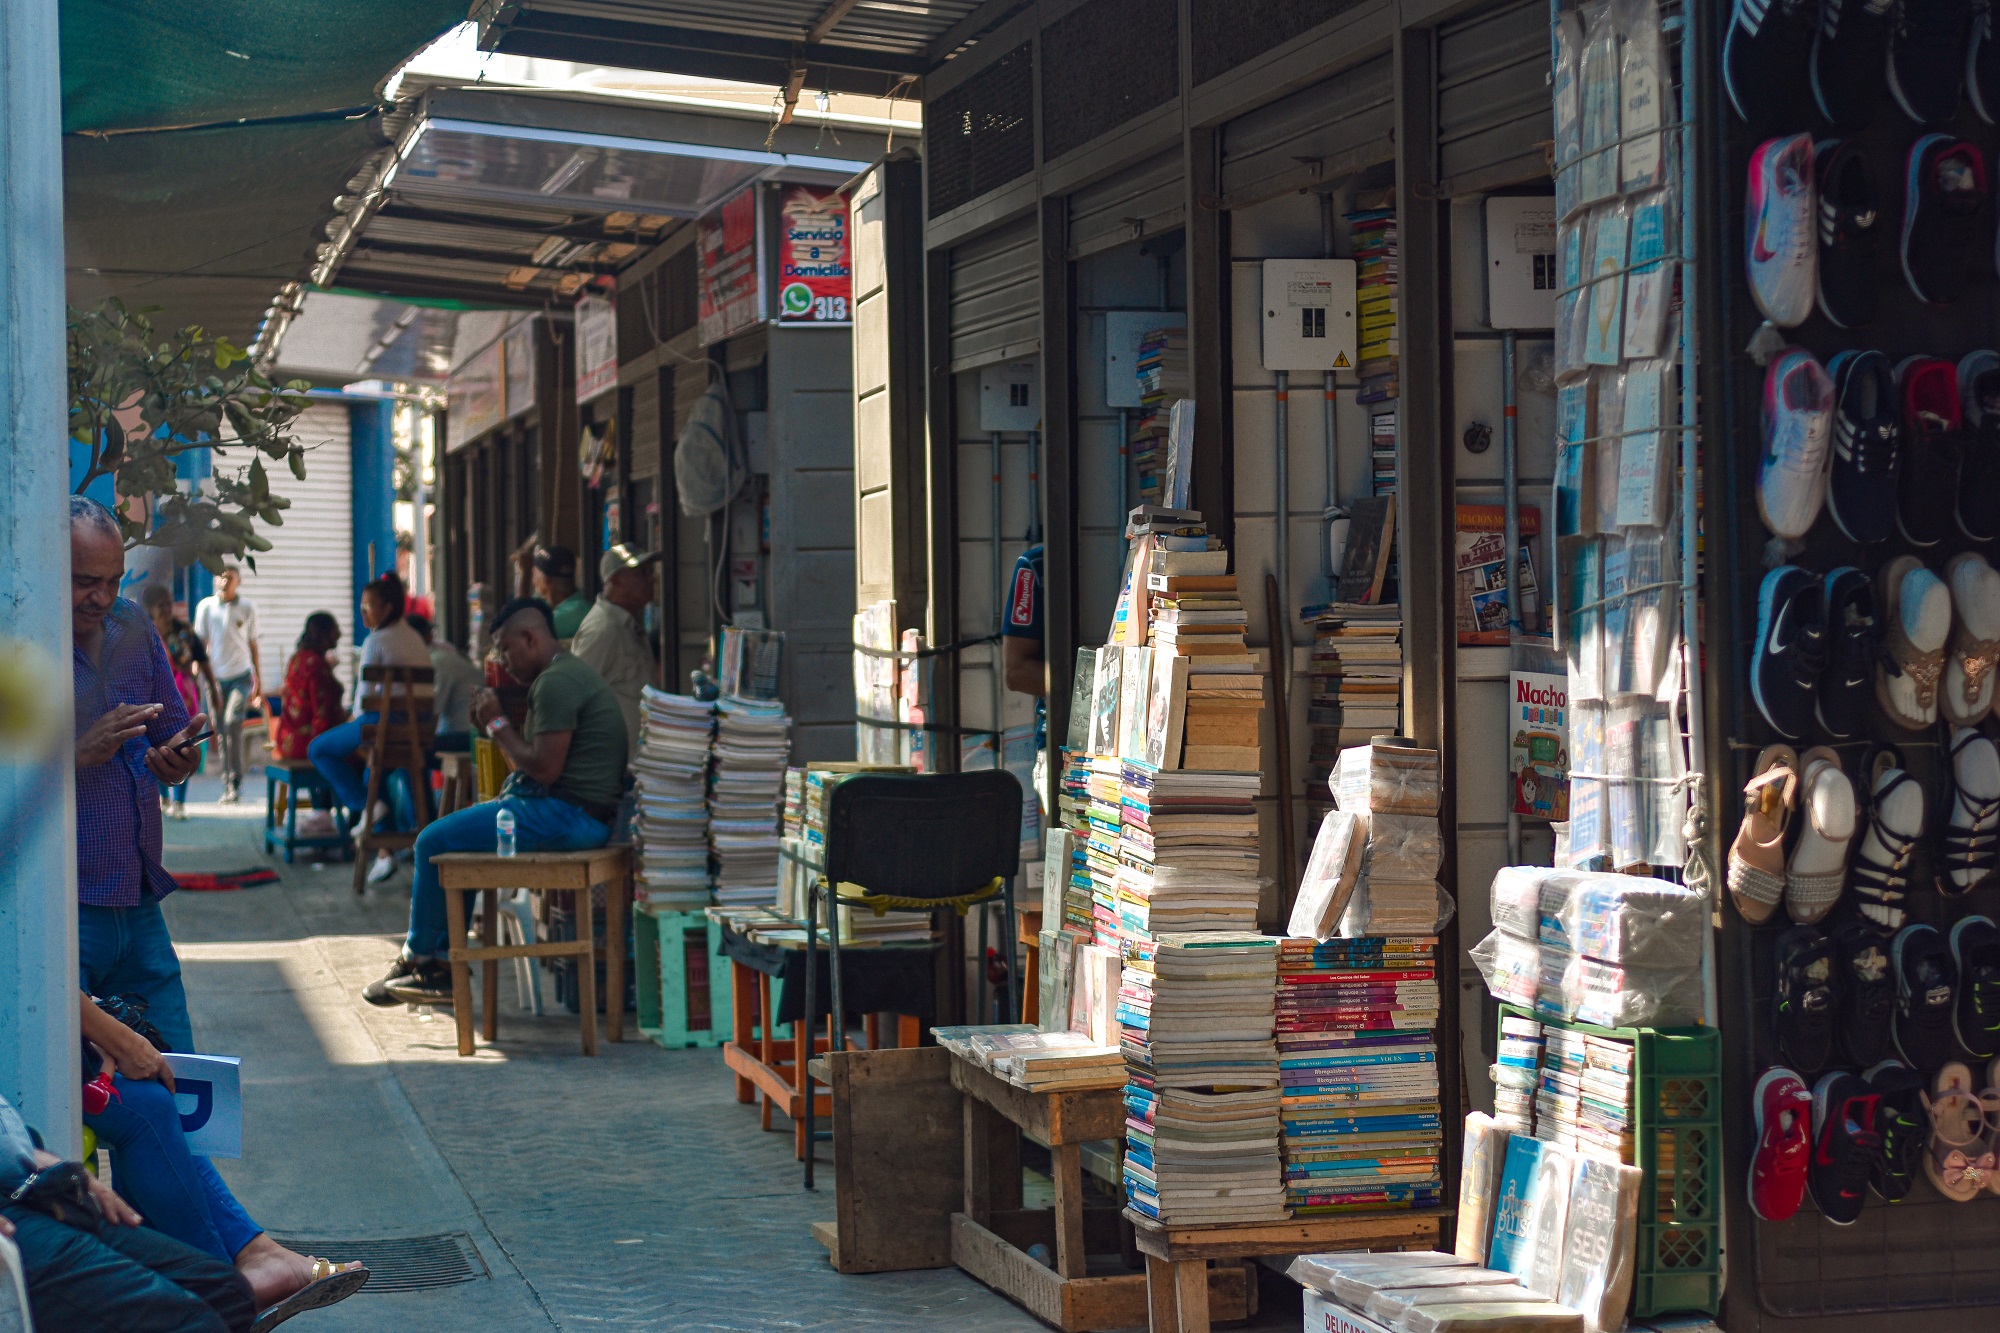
[495,807,517,858]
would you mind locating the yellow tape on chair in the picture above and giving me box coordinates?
[825,875,1004,917]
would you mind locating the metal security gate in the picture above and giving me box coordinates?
[947,214,1040,373]
[1437,0,1555,196]
[1219,54,1396,210]
[1067,148,1183,261]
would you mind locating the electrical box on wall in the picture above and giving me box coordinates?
[1105,311,1187,408]
[979,361,1040,431]
[1484,196,1558,330]
[1260,259,1357,372]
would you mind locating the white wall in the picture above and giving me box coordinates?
[237,403,355,696]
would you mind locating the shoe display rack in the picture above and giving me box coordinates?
[1704,0,2000,1318]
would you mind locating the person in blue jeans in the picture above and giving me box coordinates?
[307,574,431,860]
[363,596,630,1006]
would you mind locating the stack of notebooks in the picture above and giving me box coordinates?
[1533,1024,1636,1164]
[1131,328,1190,507]
[631,689,717,907]
[1084,755,1127,944]
[1371,407,1399,499]
[1493,1015,1545,1134]
[1113,765,1263,948]
[1332,740,1444,938]
[1276,936,1445,1214]
[930,1024,1126,1092]
[1147,561,1261,772]
[1349,193,1398,408]
[1120,933,1286,1223]
[1301,602,1405,810]
[707,695,791,908]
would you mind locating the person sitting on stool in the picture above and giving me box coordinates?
[361,597,629,1007]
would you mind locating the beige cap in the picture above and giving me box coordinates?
[599,543,661,581]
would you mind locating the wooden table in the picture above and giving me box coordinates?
[950,1055,1251,1332]
[1125,1207,1449,1333]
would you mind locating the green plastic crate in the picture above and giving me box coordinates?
[635,906,731,1050]
[1499,1005,1722,1318]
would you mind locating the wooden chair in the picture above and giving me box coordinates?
[428,846,631,1056]
[350,664,437,895]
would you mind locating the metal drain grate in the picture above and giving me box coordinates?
[270,1232,489,1293]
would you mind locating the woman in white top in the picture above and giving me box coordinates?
[308,574,433,833]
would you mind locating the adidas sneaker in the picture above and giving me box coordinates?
[1813,0,1898,128]
[1889,0,1974,123]
[1825,350,1899,544]
[1902,136,1989,304]
[1956,350,2000,541]
[1814,141,1881,329]
[1727,0,1819,123]
[1895,356,1963,548]
[1759,347,1834,540]
[1748,135,1818,328]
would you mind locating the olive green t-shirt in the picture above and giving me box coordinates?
[551,593,592,641]
[526,653,628,812]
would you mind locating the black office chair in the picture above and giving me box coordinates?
[801,769,1024,1189]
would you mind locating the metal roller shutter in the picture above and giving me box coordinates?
[1437,0,1554,196]
[1218,55,1395,210]
[239,403,355,691]
[948,214,1040,372]
[1068,149,1184,260]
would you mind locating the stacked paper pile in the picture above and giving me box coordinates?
[1146,562,1261,772]
[1371,406,1399,498]
[631,689,716,907]
[1533,1027,1635,1164]
[1275,936,1444,1214]
[1493,1015,1544,1134]
[1302,603,1405,815]
[1112,764,1262,949]
[1083,755,1126,945]
[1130,328,1189,506]
[708,696,791,908]
[1332,740,1446,938]
[1349,193,1398,408]
[1120,933,1285,1224]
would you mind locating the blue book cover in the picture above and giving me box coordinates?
[1488,1133,1543,1275]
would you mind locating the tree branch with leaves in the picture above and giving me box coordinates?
[68,299,314,574]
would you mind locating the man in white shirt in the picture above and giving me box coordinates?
[192,564,262,803]
[569,543,659,752]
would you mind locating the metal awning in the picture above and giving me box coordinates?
[472,0,1033,92]
[268,290,460,383]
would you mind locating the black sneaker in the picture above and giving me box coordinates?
[385,960,456,1006]
[1888,0,1973,123]
[1896,356,1965,548]
[1776,925,1838,1075]
[1814,143,1882,329]
[1891,922,1957,1072]
[1833,919,1895,1067]
[1955,350,2000,542]
[1901,137,1989,305]
[1809,1070,1882,1224]
[1824,351,1899,544]
[1861,1059,1927,1201]
[1973,0,2000,123]
[362,956,422,1007]
[1753,566,1829,741]
[1726,0,1818,123]
[1950,915,2000,1057]
[1816,568,1879,739]
[1813,0,1898,128]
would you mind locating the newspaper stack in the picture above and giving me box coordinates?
[708,696,791,909]
[1113,764,1263,950]
[631,689,715,908]
[1121,933,1286,1224]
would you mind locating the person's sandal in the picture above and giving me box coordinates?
[249,1259,369,1333]
[1730,744,1799,925]
[1787,746,1857,924]
[1940,726,2000,896]
[1852,749,1924,929]
[1922,1062,1994,1203]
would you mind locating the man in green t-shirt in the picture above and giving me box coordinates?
[362,596,630,1007]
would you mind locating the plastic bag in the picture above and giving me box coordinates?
[1399,1303,1586,1333]
[1344,879,1457,939]
[1331,1266,1521,1311]
[1365,814,1445,881]
[1334,739,1442,815]
[1536,870,1703,969]
[1287,1251,1471,1296]
[1562,953,1703,1028]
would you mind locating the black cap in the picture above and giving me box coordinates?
[532,545,577,580]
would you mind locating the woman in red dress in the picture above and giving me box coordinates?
[275,613,346,761]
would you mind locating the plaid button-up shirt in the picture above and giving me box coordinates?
[74,599,189,906]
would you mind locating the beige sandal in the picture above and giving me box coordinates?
[1787,746,1855,924]
[250,1259,369,1333]
[1730,744,1798,925]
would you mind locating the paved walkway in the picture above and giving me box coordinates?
[155,780,1303,1331]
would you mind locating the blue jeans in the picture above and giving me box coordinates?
[309,713,416,826]
[86,1077,233,1262]
[78,902,261,1259]
[213,673,253,790]
[407,797,610,958]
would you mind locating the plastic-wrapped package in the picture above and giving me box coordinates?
[1558,1157,1642,1332]
[1398,1303,1587,1333]
[1288,1251,1472,1294]
[1563,953,1703,1028]
[1582,204,1628,368]
[1490,866,1554,940]
[1332,1265,1520,1310]
[1470,928,1543,1007]
[1368,1286,1551,1326]
[1334,740,1442,815]
[1553,9,1585,223]
[1576,1,1620,210]
[1535,870,1703,968]
[1342,879,1457,938]
[1366,814,1445,881]
[1291,810,1367,940]
[1455,1113,1512,1262]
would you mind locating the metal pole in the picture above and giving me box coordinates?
[1117,408,1130,537]
[1502,331,1522,864]
[411,410,433,601]
[0,0,82,1152]
[1027,429,1042,545]
[1274,370,1290,644]
[990,431,1004,766]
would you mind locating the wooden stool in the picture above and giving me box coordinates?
[351,665,436,895]
[436,751,476,817]
[430,846,631,1057]
[263,759,351,863]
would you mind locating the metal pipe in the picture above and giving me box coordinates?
[1323,372,1344,591]
[0,0,82,1150]
[1502,330,1522,864]
[1027,428,1042,544]
[991,430,1004,767]
[1275,370,1290,640]
[1118,408,1130,536]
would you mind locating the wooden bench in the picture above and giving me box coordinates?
[429,846,631,1057]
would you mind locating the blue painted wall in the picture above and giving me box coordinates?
[348,399,397,645]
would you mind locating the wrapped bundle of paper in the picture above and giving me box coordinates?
[1334,738,1441,815]
[1289,810,1366,940]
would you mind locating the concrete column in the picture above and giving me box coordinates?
[349,398,397,643]
[0,0,81,1152]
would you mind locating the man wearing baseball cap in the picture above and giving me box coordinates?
[570,542,660,750]
[531,544,592,641]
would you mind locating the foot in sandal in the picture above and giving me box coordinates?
[1787,746,1856,923]
[234,1235,367,1313]
[1851,749,1923,929]
[1729,744,1797,925]
[1940,727,2000,895]
[248,1256,371,1333]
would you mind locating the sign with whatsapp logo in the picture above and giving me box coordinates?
[776,185,851,325]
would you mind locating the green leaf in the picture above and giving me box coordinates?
[287,449,306,480]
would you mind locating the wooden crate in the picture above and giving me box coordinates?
[634,905,730,1049]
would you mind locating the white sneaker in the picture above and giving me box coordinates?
[1747,133,1818,328]
[1757,346,1835,539]
[218,784,240,805]
[366,852,398,885]
[1945,553,2000,725]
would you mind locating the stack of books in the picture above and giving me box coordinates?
[1147,558,1261,773]
[707,695,791,908]
[1275,936,1444,1213]
[1114,765,1263,948]
[1370,407,1399,498]
[1131,329,1190,507]
[931,1024,1126,1092]
[1120,933,1286,1223]
[1301,603,1405,807]
[632,689,716,908]
[1493,1014,1545,1134]
[1332,741,1443,938]
[1349,193,1398,408]
[1534,1025,1636,1164]
[1084,754,1127,945]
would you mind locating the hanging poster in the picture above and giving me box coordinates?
[444,339,503,452]
[775,185,851,325]
[574,294,618,403]
[698,188,762,345]
[502,318,537,420]
[1510,670,1571,821]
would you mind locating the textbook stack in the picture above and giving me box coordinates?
[1275,936,1445,1214]
[1350,196,1398,408]
[1534,1026,1637,1164]
[1370,407,1399,499]
[1493,1014,1546,1134]
[1120,933,1287,1224]
[707,696,791,909]
[1084,754,1127,946]
[1146,552,1262,773]
[1113,765,1263,951]
[1302,603,1405,816]
[1130,329,1190,507]
[632,689,716,907]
